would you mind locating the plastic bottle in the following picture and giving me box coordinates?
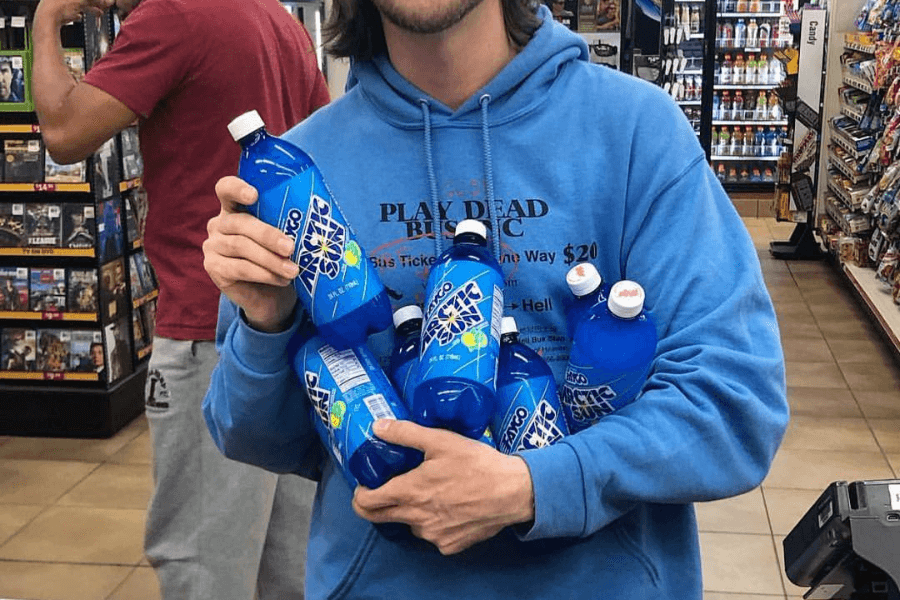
[227,110,392,349]
[721,90,732,120]
[297,335,423,489]
[716,163,727,181]
[746,53,757,85]
[388,305,423,406]
[718,126,731,156]
[734,90,745,120]
[690,5,701,33]
[755,126,766,156]
[742,126,755,157]
[413,219,504,439]
[564,262,609,338]
[491,317,569,454]
[765,126,777,156]
[758,21,771,47]
[747,19,759,47]
[712,92,721,120]
[560,280,658,433]
[756,55,769,86]
[730,126,742,157]
[734,18,746,46]
[769,91,783,119]
[733,54,745,85]
[722,21,734,47]
[721,54,733,85]
[768,57,781,85]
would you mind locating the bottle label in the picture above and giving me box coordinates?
[254,171,383,327]
[560,361,652,429]
[301,340,406,478]
[495,375,566,454]
[419,266,503,387]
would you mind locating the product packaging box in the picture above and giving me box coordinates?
[0,266,28,311]
[25,203,61,247]
[92,137,119,199]
[29,268,66,312]
[67,268,98,313]
[37,329,70,372]
[45,150,87,183]
[4,139,43,182]
[100,258,127,321]
[0,202,25,247]
[103,317,132,382]
[1,327,36,371]
[62,203,95,249]
[97,197,123,262]
[69,329,103,373]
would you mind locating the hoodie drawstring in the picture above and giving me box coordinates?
[418,96,502,262]
[419,99,443,257]
[479,94,501,260]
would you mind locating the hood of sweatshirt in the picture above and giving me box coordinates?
[345,5,589,258]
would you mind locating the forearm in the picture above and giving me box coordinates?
[32,5,78,150]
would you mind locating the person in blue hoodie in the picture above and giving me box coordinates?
[201,0,790,597]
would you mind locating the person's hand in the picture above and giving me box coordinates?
[35,0,114,27]
[203,176,300,333]
[352,420,535,555]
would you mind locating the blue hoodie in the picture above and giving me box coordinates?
[203,7,788,599]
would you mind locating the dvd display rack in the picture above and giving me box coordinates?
[0,6,153,437]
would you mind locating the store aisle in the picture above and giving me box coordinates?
[0,217,898,600]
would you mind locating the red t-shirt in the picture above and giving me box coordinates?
[83,0,330,340]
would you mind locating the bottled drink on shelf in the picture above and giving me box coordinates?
[560,280,658,433]
[718,126,731,156]
[742,126,755,156]
[734,18,747,46]
[769,91,783,119]
[693,75,702,101]
[755,126,766,156]
[758,21,771,47]
[716,163,727,182]
[734,90,745,120]
[755,90,767,120]
[722,20,734,47]
[734,53,745,85]
[388,305,423,405]
[690,5,701,33]
[713,92,721,120]
[725,0,737,12]
[491,316,569,454]
[721,54,733,85]
[730,126,742,156]
[749,0,761,12]
[736,0,748,12]
[765,126,777,156]
[757,55,769,85]
[413,219,504,440]
[227,110,392,349]
[297,335,423,489]
[746,53,757,85]
[747,19,759,47]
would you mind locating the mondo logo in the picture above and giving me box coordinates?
[284,208,304,239]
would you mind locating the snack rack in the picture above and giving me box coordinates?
[0,6,153,437]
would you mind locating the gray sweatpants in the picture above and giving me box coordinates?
[143,337,314,599]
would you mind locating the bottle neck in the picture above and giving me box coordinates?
[239,128,269,150]
[575,284,603,300]
[453,232,487,247]
[500,332,518,344]
[396,319,422,338]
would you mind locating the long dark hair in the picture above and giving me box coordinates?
[323,0,542,61]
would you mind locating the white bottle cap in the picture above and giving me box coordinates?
[566,263,603,297]
[608,280,645,319]
[454,219,487,240]
[227,110,266,142]
[392,305,423,328]
[500,316,518,335]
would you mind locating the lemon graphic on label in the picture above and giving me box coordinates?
[461,329,488,350]
[330,401,347,429]
[344,241,361,268]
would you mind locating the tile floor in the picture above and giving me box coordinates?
[0,217,898,600]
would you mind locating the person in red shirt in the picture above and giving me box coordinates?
[31,0,330,597]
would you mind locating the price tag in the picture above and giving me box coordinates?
[11,17,26,28]
[34,183,57,192]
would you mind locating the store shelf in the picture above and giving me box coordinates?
[841,262,900,360]
[0,371,100,382]
[842,72,875,94]
[0,247,95,257]
[0,182,91,193]
[132,288,159,309]
[827,147,870,184]
[715,83,783,90]
[677,100,702,106]
[840,102,866,123]
[119,177,142,193]
[0,310,98,322]
[681,69,703,76]
[823,192,870,235]
[0,124,41,134]
[826,176,867,211]
[829,125,871,161]
[713,120,789,126]
[718,12,783,17]
[711,155,780,161]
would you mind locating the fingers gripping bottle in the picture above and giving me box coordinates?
[388,305,423,406]
[228,111,392,349]
[297,335,423,489]
[560,280,658,433]
[491,317,569,454]
[413,219,504,440]
[564,262,610,338]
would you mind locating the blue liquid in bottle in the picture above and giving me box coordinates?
[297,335,423,489]
[413,219,504,440]
[560,280,658,433]
[228,110,392,349]
[563,262,609,338]
[491,317,569,454]
[388,305,423,406]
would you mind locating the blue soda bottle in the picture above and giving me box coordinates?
[228,110,392,349]
[560,280,658,433]
[413,219,504,440]
[491,317,569,454]
[388,305,423,406]
[296,335,423,488]
[564,262,609,338]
